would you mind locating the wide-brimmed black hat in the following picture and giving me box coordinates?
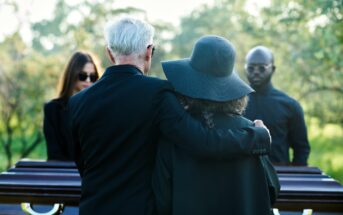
[162,35,253,102]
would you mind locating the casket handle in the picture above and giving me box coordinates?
[273,208,313,215]
[303,209,313,215]
[21,202,64,215]
[273,208,281,215]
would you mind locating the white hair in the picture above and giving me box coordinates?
[104,16,155,58]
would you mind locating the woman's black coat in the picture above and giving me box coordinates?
[152,113,272,215]
[43,98,73,161]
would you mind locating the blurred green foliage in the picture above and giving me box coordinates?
[0,0,342,181]
[306,120,343,183]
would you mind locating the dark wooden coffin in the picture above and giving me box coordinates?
[274,166,343,214]
[0,160,342,214]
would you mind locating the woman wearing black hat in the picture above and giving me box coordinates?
[152,35,278,215]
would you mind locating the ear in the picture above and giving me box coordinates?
[145,46,152,61]
[106,47,116,64]
[271,65,276,74]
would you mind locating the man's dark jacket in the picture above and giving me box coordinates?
[68,65,270,215]
[244,83,310,165]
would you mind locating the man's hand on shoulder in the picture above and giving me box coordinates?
[254,119,272,145]
[246,119,272,156]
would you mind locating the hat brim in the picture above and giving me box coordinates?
[162,59,254,102]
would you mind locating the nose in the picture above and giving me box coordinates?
[251,67,260,75]
[85,76,91,83]
[246,65,260,76]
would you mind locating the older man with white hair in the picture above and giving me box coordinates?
[68,16,271,215]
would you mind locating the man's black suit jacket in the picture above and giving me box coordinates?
[68,65,270,215]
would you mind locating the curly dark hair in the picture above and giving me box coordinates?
[177,94,248,128]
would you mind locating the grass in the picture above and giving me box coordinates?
[306,122,343,183]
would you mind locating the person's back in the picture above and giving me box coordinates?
[152,36,275,215]
[154,113,271,215]
[70,65,170,213]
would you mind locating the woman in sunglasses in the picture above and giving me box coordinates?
[43,51,99,161]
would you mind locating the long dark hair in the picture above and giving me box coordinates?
[58,51,99,101]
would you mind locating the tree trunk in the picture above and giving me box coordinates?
[21,131,43,159]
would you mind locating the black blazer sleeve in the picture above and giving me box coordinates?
[153,88,271,160]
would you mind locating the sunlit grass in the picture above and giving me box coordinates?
[307,119,343,183]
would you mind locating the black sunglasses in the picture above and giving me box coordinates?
[147,45,155,56]
[78,71,98,83]
[245,64,272,73]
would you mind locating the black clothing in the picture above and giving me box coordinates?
[244,83,310,165]
[43,98,73,161]
[152,114,272,215]
[68,65,271,215]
